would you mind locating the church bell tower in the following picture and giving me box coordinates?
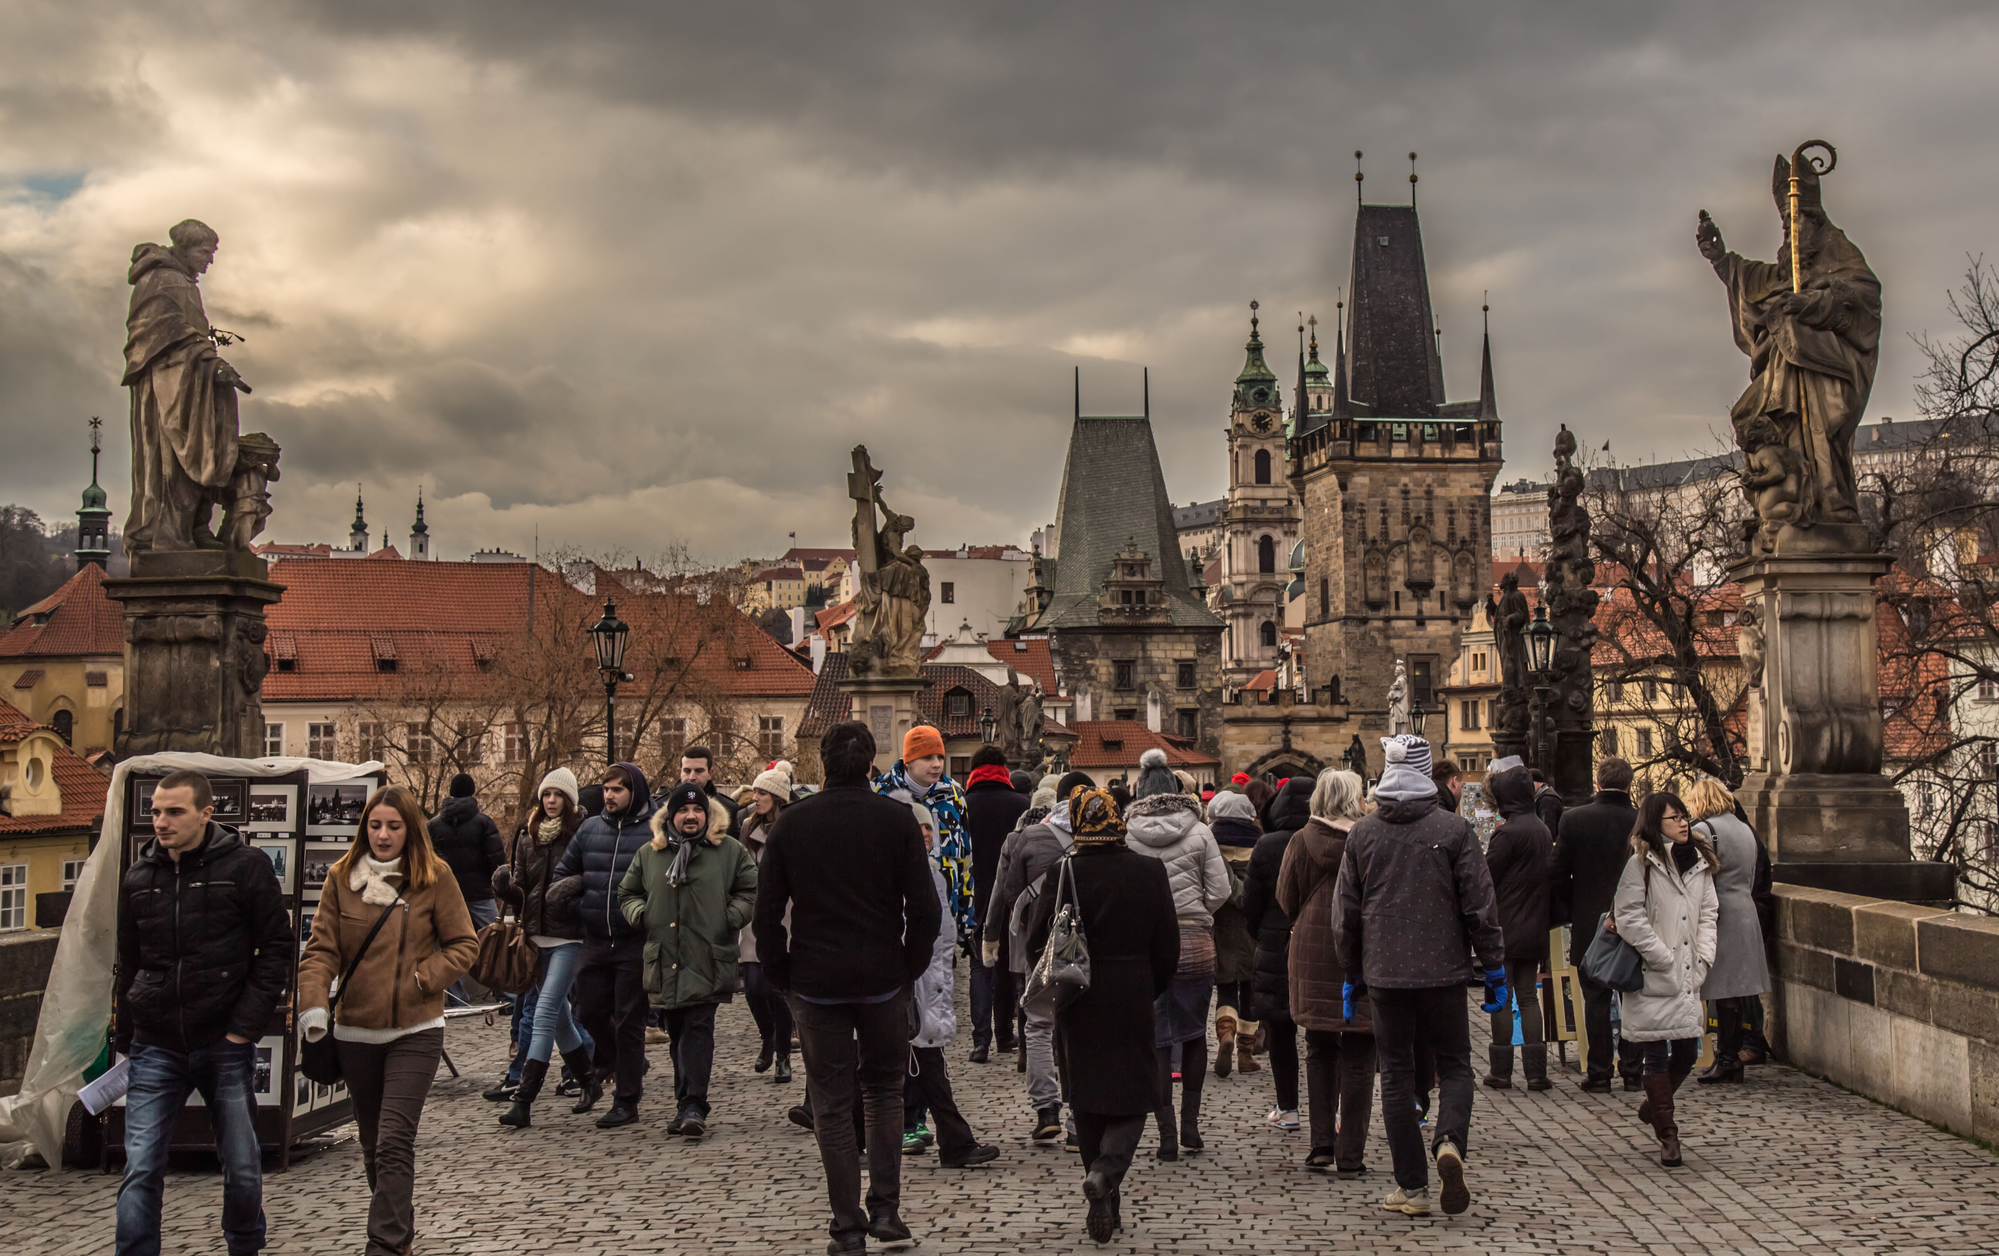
[1218,303,1303,686]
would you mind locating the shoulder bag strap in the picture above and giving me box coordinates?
[328,890,402,1014]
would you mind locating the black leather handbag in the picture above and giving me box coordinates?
[299,895,400,1085]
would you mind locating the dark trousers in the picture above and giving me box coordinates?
[1487,959,1546,1052]
[968,960,1017,1050]
[117,1040,265,1256]
[1371,986,1474,1193]
[790,992,910,1245]
[1711,996,1747,1065]
[1073,1111,1146,1193]
[1216,980,1253,1015]
[902,1046,975,1152]
[576,936,648,1103]
[1639,1037,1699,1075]
[1264,1012,1299,1110]
[338,1028,443,1256]
[1580,972,1643,1081]
[1303,1027,1375,1170]
[662,1002,718,1117]
[742,961,794,1057]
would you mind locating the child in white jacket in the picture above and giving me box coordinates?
[901,804,1000,1168]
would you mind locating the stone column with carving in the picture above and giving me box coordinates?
[1543,426,1599,804]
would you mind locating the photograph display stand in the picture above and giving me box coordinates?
[102,765,382,1169]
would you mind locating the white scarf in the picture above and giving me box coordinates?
[350,855,404,906]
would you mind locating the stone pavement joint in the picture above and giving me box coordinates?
[8,967,1998,1254]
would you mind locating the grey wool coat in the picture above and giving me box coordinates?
[1696,813,1772,1000]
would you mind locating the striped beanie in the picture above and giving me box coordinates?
[1376,735,1438,803]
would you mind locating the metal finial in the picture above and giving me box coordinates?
[1354,151,1364,205]
[1249,299,1260,337]
[1408,152,1418,205]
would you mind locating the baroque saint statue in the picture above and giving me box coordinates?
[1386,659,1410,736]
[846,446,931,677]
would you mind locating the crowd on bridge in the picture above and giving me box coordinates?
[108,720,1778,1255]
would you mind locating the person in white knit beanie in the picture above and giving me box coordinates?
[740,759,795,1080]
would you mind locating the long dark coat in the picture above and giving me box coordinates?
[1241,777,1313,1022]
[1026,842,1178,1116]
[1552,789,1638,965]
[1276,816,1370,1034]
[1485,768,1555,963]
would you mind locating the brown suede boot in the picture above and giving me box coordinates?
[1237,1038,1261,1074]
[1213,1007,1237,1080]
[1642,1073,1683,1166]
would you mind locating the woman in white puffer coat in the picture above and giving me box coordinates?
[901,803,999,1167]
[1123,748,1231,1159]
[1609,790,1718,1170]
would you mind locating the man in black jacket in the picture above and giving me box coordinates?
[115,768,292,1256]
[962,745,1028,1063]
[754,721,941,1255]
[429,773,506,1005]
[1551,756,1643,1091]
[676,744,740,837]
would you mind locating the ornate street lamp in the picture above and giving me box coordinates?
[979,706,998,745]
[588,597,630,764]
[1523,603,1555,775]
[1411,700,1428,739]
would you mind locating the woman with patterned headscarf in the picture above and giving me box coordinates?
[1026,788,1178,1245]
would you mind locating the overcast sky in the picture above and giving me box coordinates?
[3,1,1996,563]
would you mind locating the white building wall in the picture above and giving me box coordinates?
[924,553,1034,641]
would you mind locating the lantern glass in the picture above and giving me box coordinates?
[980,706,997,745]
[1525,604,1555,675]
[590,598,630,673]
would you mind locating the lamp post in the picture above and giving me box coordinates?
[1524,603,1556,775]
[979,706,998,746]
[588,596,630,765]
[1411,700,1428,740]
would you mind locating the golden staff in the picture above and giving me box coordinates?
[1787,139,1836,293]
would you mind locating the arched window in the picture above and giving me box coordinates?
[1257,535,1276,573]
[1260,620,1278,648]
[1254,449,1272,485]
[51,709,73,746]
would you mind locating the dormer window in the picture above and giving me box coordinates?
[948,689,970,717]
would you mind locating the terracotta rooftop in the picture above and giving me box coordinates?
[1066,721,1219,769]
[0,698,108,835]
[0,564,125,658]
[815,600,859,633]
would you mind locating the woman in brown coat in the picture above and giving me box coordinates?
[1275,768,1373,1175]
[299,786,478,1256]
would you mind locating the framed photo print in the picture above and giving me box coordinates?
[301,842,346,901]
[207,779,249,825]
[252,839,293,892]
[306,782,371,834]
[247,785,297,830]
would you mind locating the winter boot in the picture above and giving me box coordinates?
[775,1054,793,1084]
[1483,1045,1514,1088]
[1523,1044,1551,1091]
[1236,1019,1262,1074]
[1180,1090,1204,1152]
[562,1047,603,1114]
[1154,1104,1180,1161]
[498,1058,546,1128]
[1213,1006,1237,1080]
[1643,1073,1682,1166]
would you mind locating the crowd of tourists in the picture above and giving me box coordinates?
[111,721,1777,1254]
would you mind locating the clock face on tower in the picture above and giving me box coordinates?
[1251,412,1274,433]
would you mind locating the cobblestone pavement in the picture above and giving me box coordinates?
[10,967,1999,1254]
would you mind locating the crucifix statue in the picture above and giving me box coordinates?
[847,445,931,677]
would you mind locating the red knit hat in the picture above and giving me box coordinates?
[1231,772,1251,786]
[903,724,946,762]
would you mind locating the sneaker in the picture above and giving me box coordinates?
[1382,1186,1431,1216]
[644,1026,671,1045]
[1267,1108,1300,1131]
[1030,1107,1063,1141]
[1434,1141,1469,1215]
[678,1111,707,1139]
[969,1044,990,1064]
[902,1125,932,1155]
[1304,1147,1336,1171]
[939,1142,1000,1168]
[1064,1131,1081,1155]
[482,1079,519,1102]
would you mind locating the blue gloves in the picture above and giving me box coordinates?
[1341,979,1363,1023]
[1481,967,1508,1014]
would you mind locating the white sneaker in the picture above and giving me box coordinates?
[1266,1108,1300,1131]
[1434,1141,1469,1215]
[1382,1187,1431,1216]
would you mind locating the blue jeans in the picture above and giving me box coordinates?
[117,1040,266,1256]
[527,942,586,1063]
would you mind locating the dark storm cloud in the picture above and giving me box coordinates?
[2,0,1996,561]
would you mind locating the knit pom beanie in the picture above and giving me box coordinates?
[1374,735,1438,803]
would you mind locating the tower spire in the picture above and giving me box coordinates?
[1478,296,1498,422]
[350,484,369,553]
[75,416,111,569]
[1330,295,1350,420]
[1408,151,1418,206]
[1232,300,1277,410]
[410,486,431,560]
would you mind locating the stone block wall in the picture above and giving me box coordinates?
[0,930,60,1096]
[1771,883,1999,1142]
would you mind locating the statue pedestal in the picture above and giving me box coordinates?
[103,552,285,758]
[1729,549,1953,901]
[837,673,931,772]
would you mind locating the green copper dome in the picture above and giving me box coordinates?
[1234,303,1277,409]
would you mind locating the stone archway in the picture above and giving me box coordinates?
[1245,746,1323,783]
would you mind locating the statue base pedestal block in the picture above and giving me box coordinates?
[1737,770,1913,864]
[837,673,931,772]
[104,552,285,758]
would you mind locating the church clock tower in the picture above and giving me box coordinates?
[1217,303,1302,687]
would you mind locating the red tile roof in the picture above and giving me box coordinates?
[0,565,125,659]
[782,548,856,565]
[0,699,108,835]
[11,671,42,689]
[1241,670,1278,692]
[815,600,859,633]
[1066,721,1219,769]
[923,546,1031,560]
[986,637,1057,693]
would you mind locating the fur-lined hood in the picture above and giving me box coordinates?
[648,796,733,850]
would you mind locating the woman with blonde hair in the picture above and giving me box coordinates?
[299,786,479,1255]
[1610,790,1719,1167]
[1277,768,1375,1174]
[1683,776,1771,1085]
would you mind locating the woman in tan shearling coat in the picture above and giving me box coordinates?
[299,786,478,1256]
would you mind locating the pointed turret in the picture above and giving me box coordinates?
[1477,303,1499,422]
[1330,300,1351,420]
[1232,301,1279,411]
[410,490,431,560]
[76,418,111,570]
[349,487,369,553]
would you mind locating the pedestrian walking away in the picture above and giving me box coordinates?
[297,786,478,1256]
[618,780,759,1137]
[428,772,506,1006]
[1206,789,1263,1085]
[962,745,1029,1064]
[1242,774,1315,1139]
[1553,757,1645,1091]
[1275,768,1375,1176]
[900,802,1000,1168]
[551,761,657,1127]
[1612,791,1720,1168]
[489,767,595,1127]
[1684,777,1772,1086]
[114,769,293,1256]
[754,720,942,1254]
[1025,788,1179,1246]
[1123,749,1230,1161]
[1481,763,1554,1092]
[740,759,797,1084]
[1334,736,1505,1217]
